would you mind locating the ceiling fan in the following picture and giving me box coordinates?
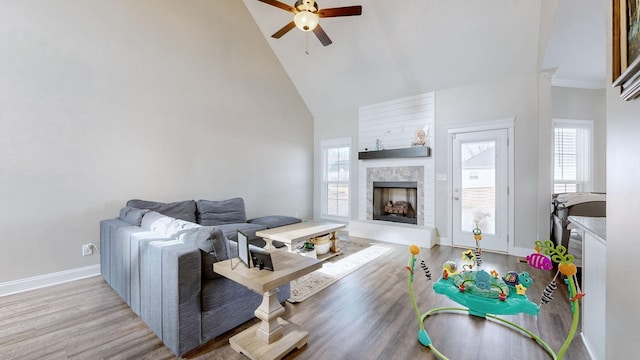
[256,0,362,46]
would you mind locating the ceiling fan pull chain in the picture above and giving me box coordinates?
[305,32,310,55]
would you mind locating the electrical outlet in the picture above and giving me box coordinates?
[82,244,93,256]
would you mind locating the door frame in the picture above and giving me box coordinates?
[447,118,515,254]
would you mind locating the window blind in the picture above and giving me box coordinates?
[553,120,592,193]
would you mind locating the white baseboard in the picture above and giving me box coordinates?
[0,264,101,297]
[510,246,534,258]
[580,332,598,360]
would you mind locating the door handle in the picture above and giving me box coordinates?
[453,197,459,200]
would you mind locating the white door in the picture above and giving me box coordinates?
[451,129,509,252]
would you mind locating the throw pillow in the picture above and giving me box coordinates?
[179,226,230,279]
[126,199,197,223]
[247,215,302,229]
[196,198,247,226]
[167,219,200,237]
[140,211,175,234]
[118,206,150,226]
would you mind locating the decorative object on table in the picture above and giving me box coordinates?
[231,229,251,269]
[406,239,583,359]
[411,128,427,147]
[250,247,274,271]
[312,233,332,255]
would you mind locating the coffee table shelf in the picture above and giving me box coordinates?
[256,221,346,255]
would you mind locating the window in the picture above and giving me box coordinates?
[321,138,351,220]
[553,119,593,193]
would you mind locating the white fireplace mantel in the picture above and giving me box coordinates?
[353,92,435,248]
[351,157,436,248]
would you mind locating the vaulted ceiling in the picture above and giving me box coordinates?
[242,0,606,119]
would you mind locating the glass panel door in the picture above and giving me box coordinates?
[452,129,508,252]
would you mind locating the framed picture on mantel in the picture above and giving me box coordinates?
[613,0,640,100]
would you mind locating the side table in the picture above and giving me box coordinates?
[214,250,321,360]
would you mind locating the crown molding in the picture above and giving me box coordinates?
[551,77,606,90]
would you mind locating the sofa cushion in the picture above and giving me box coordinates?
[196,198,247,226]
[127,199,197,223]
[119,206,150,226]
[178,226,230,279]
[218,223,266,241]
[247,215,301,229]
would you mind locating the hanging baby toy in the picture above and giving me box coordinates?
[472,222,483,266]
[406,239,583,359]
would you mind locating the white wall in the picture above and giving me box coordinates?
[552,87,607,192]
[0,0,313,284]
[434,72,546,250]
[606,89,640,358]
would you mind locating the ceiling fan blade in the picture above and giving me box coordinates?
[318,5,362,18]
[257,0,296,13]
[272,21,296,38]
[313,24,332,46]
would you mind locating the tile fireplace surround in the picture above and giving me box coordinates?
[366,166,424,225]
[350,158,436,249]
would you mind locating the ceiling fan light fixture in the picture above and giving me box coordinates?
[294,11,319,31]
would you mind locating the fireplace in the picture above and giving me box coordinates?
[372,181,418,224]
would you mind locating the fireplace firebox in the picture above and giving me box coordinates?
[372,181,418,224]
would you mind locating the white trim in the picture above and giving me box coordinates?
[320,137,352,148]
[507,126,516,255]
[320,137,352,221]
[447,118,516,255]
[510,246,535,258]
[551,78,606,90]
[447,118,516,135]
[553,118,594,128]
[581,332,599,360]
[0,265,101,297]
[552,118,594,193]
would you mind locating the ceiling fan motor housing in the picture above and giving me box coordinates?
[294,0,318,13]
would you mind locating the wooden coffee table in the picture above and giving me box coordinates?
[214,250,322,360]
[256,221,346,259]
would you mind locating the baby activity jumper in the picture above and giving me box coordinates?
[406,227,582,360]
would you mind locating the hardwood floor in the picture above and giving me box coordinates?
[0,239,590,360]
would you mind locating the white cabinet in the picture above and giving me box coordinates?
[580,224,606,360]
[568,216,606,360]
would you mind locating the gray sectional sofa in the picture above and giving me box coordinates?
[99,198,301,356]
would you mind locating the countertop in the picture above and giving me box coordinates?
[568,215,606,244]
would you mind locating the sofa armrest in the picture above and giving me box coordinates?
[140,240,202,356]
[161,242,203,356]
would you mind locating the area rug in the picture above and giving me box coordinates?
[288,243,391,303]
